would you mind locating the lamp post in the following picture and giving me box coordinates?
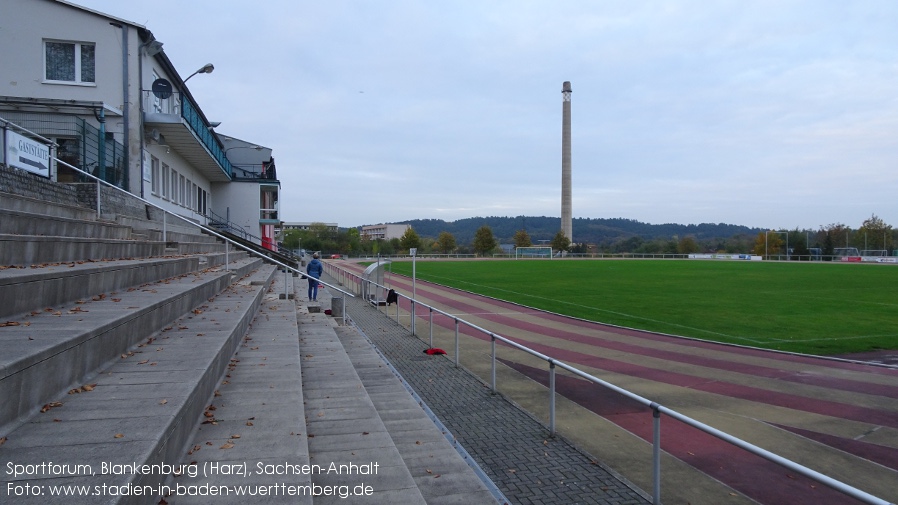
[184,63,214,82]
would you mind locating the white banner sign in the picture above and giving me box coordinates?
[6,130,50,178]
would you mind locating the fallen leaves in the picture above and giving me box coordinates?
[40,402,63,413]
[114,433,124,439]
[0,321,21,327]
[68,383,97,394]
[0,436,7,447]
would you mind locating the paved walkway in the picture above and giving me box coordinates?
[319,272,651,505]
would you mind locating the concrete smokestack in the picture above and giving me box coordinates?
[561,81,572,242]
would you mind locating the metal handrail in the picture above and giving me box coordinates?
[323,262,893,505]
[48,156,354,314]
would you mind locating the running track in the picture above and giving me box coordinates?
[328,261,898,505]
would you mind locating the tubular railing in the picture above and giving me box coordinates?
[47,156,354,324]
[322,262,893,505]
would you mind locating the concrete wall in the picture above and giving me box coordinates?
[1,163,155,222]
[211,180,262,242]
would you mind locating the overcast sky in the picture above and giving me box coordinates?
[72,0,898,231]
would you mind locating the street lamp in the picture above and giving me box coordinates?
[184,63,214,82]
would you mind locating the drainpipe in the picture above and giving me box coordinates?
[98,107,106,182]
[120,23,130,192]
[110,22,131,192]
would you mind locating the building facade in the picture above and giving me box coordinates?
[0,0,279,249]
[361,223,410,241]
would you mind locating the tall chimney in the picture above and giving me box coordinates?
[561,81,573,242]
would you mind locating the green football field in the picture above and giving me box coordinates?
[385,259,898,356]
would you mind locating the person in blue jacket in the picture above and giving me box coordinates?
[306,252,323,301]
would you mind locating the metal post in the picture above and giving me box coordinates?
[225,240,229,272]
[411,299,416,336]
[284,267,288,299]
[549,361,557,436]
[429,308,434,348]
[490,334,497,393]
[454,318,459,368]
[652,404,662,505]
[96,177,101,218]
[162,212,167,244]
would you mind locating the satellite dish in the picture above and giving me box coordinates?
[151,78,173,99]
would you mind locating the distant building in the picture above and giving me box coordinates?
[361,223,410,241]
[282,222,339,233]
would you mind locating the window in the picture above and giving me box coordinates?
[150,157,160,195]
[179,175,186,206]
[196,185,202,213]
[171,170,179,204]
[45,40,95,84]
[161,163,170,200]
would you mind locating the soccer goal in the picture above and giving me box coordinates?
[515,246,553,259]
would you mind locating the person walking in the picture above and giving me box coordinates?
[306,252,323,301]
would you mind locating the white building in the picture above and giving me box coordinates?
[361,223,410,241]
[282,222,340,233]
[0,0,280,249]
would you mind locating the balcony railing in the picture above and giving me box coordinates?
[180,96,232,179]
[231,163,278,181]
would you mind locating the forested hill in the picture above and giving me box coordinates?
[392,216,763,245]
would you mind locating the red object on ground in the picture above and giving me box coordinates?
[423,348,447,355]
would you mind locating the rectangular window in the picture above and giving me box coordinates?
[196,185,202,213]
[45,40,95,84]
[171,170,179,204]
[150,157,160,196]
[179,175,186,206]
[161,163,170,200]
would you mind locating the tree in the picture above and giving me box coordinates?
[435,231,457,254]
[855,214,892,252]
[399,227,421,252]
[753,231,784,258]
[550,230,570,254]
[472,225,498,256]
[677,236,699,254]
[513,229,532,249]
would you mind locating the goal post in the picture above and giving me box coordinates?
[515,246,553,259]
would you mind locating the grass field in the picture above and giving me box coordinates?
[385,259,898,356]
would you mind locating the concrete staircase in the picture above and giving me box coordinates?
[0,193,272,503]
[0,191,497,504]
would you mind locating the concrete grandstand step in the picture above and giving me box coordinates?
[0,265,277,504]
[0,256,205,319]
[333,325,501,504]
[0,256,264,433]
[0,234,167,266]
[0,208,133,239]
[163,274,313,504]
[0,191,98,221]
[298,308,427,504]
